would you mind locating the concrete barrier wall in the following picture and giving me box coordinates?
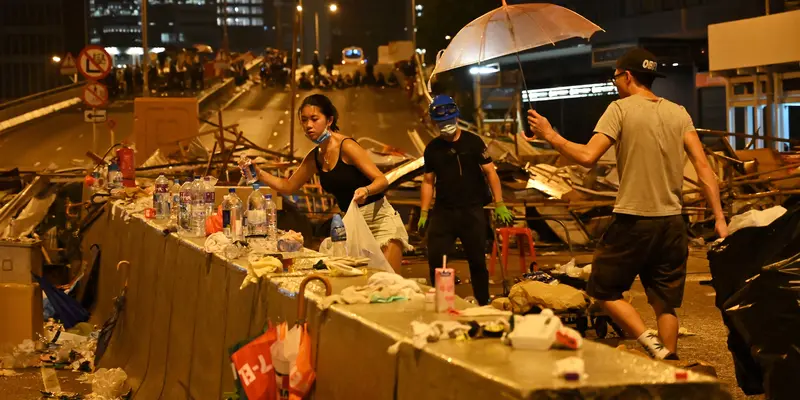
[82,203,728,400]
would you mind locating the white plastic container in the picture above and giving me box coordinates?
[506,310,563,350]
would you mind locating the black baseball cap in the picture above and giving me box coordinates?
[615,48,666,78]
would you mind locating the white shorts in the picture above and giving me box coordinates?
[359,198,413,252]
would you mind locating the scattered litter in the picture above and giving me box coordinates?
[541,251,558,256]
[321,272,424,309]
[240,255,282,289]
[727,206,787,236]
[554,356,586,381]
[0,369,19,376]
[678,327,697,337]
[388,320,472,354]
[452,305,511,318]
[78,367,129,399]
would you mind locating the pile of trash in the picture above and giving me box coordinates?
[0,320,131,400]
[1,320,97,372]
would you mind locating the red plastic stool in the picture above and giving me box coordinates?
[489,227,537,276]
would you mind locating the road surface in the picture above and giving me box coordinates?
[197,84,426,162]
[0,83,426,172]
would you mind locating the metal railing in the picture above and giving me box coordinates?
[0,81,83,111]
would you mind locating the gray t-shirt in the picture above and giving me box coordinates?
[594,94,694,217]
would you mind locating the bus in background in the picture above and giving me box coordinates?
[342,46,365,65]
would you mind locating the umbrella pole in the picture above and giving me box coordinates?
[514,52,532,111]
[297,275,332,324]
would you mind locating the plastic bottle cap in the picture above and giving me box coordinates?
[229,188,236,193]
[265,194,272,200]
[194,176,200,179]
[253,183,260,190]
[675,370,688,380]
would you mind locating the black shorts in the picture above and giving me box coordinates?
[587,213,688,308]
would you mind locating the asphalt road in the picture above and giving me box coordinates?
[0,80,426,172]
[198,83,426,162]
[0,101,135,171]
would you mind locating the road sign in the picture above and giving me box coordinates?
[107,119,117,130]
[82,82,109,108]
[78,45,112,80]
[215,50,230,69]
[60,53,78,76]
[84,109,107,123]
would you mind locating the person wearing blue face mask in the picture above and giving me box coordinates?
[419,95,513,305]
[253,94,411,271]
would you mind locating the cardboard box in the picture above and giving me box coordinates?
[0,240,43,284]
[0,283,44,349]
[214,186,282,210]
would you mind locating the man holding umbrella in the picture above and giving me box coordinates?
[527,48,727,359]
[419,95,514,306]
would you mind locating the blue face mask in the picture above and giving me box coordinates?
[310,128,331,145]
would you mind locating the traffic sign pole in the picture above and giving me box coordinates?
[92,108,97,154]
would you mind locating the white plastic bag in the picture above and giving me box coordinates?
[342,200,393,272]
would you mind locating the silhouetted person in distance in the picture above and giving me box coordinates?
[375,72,386,87]
[387,71,399,87]
[124,66,133,96]
[312,52,321,74]
[324,53,334,76]
[353,70,362,86]
[298,72,313,90]
[364,60,375,85]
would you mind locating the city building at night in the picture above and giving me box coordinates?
[0,0,87,102]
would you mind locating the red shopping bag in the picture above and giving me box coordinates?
[289,324,316,399]
[230,325,279,400]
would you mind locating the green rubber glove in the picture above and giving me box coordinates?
[494,202,514,225]
[418,210,429,231]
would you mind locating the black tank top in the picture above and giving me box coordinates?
[314,138,384,209]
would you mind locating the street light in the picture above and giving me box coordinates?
[51,55,61,64]
[315,4,340,54]
[297,4,303,12]
[445,35,451,40]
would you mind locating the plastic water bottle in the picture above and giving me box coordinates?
[203,176,216,218]
[191,176,206,237]
[154,174,171,221]
[107,162,123,189]
[265,193,277,242]
[170,178,181,222]
[178,177,193,234]
[221,188,243,241]
[246,184,267,238]
[330,214,347,256]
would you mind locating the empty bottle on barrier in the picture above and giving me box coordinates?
[153,174,171,221]
[178,177,193,235]
[265,193,277,242]
[222,188,244,241]
[191,176,206,237]
[246,184,267,238]
[203,176,216,218]
[170,178,181,222]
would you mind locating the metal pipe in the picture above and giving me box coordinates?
[142,0,150,97]
[289,3,300,160]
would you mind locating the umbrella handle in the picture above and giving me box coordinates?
[296,275,332,323]
[116,260,131,287]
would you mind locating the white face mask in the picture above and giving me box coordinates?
[439,123,457,136]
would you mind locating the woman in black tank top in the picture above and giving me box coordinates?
[252,94,410,271]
